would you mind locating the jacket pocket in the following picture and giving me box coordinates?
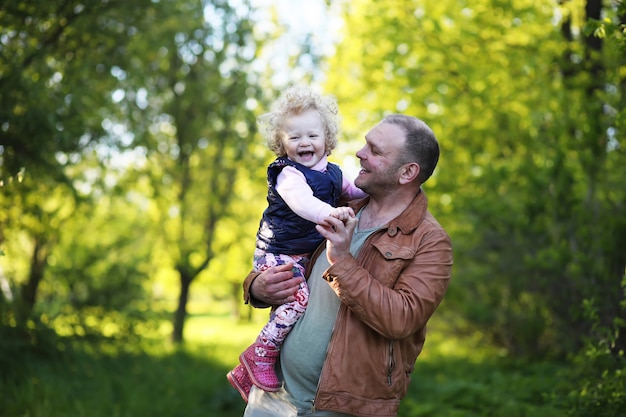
[370,242,416,286]
[372,241,416,261]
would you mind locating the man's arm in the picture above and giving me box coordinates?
[243,263,302,308]
[324,230,452,339]
[317,213,453,339]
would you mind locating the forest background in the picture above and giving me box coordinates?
[1,0,625,416]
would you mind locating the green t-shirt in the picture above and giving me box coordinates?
[278,221,378,411]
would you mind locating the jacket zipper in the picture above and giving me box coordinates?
[387,341,395,386]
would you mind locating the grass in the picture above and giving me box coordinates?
[399,319,569,417]
[1,310,571,417]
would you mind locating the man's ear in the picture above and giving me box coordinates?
[399,162,420,185]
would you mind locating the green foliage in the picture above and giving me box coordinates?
[564,357,626,417]
[111,0,267,342]
[0,0,175,331]
[558,280,626,417]
[402,358,567,417]
[0,341,246,417]
[584,0,626,51]
[0,0,268,346]
[0,315,62,381]
[1,3,625,414]
[45,190,155,312]
[326,0,626,360]
[0,0,156,180]
[0,313,262,417]
[1,313,572,417]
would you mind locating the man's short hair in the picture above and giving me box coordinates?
[382,114,440,184]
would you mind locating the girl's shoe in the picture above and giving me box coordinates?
[227,363,253,403]
[240,342,280,391]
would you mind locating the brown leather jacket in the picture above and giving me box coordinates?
[243,190,453,417]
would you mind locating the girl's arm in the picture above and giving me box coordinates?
[341,176,367,200]
[276,166,334,224]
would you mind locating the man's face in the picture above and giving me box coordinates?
[354,122,406,195]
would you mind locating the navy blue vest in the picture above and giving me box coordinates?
[256,157,343,255]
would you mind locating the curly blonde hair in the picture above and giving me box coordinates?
[258,85,340,157]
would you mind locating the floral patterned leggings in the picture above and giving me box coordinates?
[253,249,310,348]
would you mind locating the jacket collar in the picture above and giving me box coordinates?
[349,189,428,235]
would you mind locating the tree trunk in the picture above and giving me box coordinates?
[17,237,48,325]
[231,281,241,320]
[172,270,192,344]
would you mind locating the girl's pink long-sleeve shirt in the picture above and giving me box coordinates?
[275,156,367,225]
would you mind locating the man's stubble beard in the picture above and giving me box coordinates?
[355,167,400,197]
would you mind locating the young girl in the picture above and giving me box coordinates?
[227,86,366,402]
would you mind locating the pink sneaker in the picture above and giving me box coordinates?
[227,363,253,403]
[240,342,280,391]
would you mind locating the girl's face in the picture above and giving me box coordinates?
[280,109,327,168]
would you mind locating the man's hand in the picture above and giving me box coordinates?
[316,213,358,265]
[249,263,303,306]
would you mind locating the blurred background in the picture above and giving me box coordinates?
[1,0,624,416]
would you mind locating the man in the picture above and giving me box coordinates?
[240,114,453,417]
